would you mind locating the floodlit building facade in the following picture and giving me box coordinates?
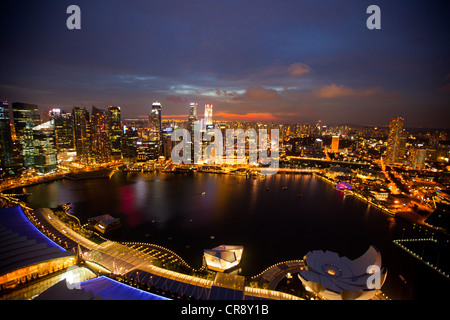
[298,246,387,300]
[331,135,339,152]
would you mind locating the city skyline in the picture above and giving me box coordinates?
[1,0,450,128]
[2,1,450,304]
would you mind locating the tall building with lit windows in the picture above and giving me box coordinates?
[411,147,426,170]
[148,102,162,159]
[0,101,14,171]
[188,102,197,130]
[91,106,111,164]
[204,104,213,126]
[385,117,407,165]
[122,125,138,160]
[331,135,340,153]
[187,103,198,163]
[72,107,91,164]
[32,121,58,173]
[108,106,122,159]
[12,102,41,169]
[49,108,74,152]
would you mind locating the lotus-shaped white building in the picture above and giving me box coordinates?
[298,246,387,300]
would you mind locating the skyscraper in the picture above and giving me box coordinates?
[32,121,57,173]
[148,102,162,159]
[49,108,74,152]
[188,102,197,129]
[188,103,198,163]
[12,102,41,169]
[72,107,91,164]
[108,106,122,160]
[122,125,138,160]
[0,101,14,171]
[385,117,407,165]
[331,136,340,153]
[411,148,426,170]
[91,106,111,164]
[204,104,213,127]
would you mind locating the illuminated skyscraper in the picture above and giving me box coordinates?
[122,125,138,160]
[204,104,213,126]
[411,148,426,170]
[0,101,14,171]
[108,106,122,160]
[331,136,339,153]
[32,121,57,173]
[385,117,407,165]
[12,102,41,168]
[49,108,74,152]
[91,106,111,164]
[148,102,162,159]
[188,103,197,128]
[187,103,198,163]
[72,107,91,163]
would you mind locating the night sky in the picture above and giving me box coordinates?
[1,0,449,128]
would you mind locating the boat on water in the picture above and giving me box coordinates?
[282,187,288,190]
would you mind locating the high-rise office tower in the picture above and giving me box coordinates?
[188,102,197,129]
[204,104,213,126]
[108,106,122,160]
[385,117,407,165]
[72,107,91,164]
[91,106,111,164]
[331,135,340,153]
[49,108,74,152]
[148,102,162,159]
[122,125,138,160]
[12,103,40,136]
[32,121,57,173]
[188,103,198,163]
[411,148,426,170]
[12,102,41,168]
[0,101,14,171]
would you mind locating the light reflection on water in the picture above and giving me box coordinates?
[19,171,449,299]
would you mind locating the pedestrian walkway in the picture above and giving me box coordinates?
[37,207,302,300]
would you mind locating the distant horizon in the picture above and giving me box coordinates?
[2,1,449,128]
[4,99,450,131]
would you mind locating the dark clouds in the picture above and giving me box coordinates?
[1,0,450,127]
